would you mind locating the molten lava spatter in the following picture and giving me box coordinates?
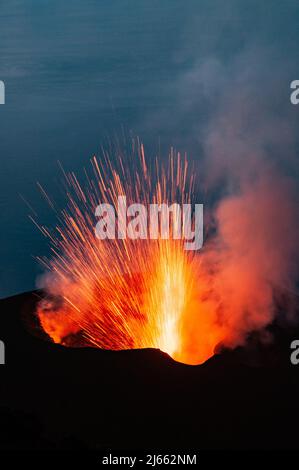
[35,145,228,365]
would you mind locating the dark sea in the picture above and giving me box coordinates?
[0,0,299,298]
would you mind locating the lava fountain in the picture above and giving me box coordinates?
[34,144,239,365]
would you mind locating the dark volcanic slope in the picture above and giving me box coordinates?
[1,291,299,450]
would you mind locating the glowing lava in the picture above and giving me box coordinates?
[35,144,227,365]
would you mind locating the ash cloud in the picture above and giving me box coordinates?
[172,22,299,349]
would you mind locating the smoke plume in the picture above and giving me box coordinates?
[176,45,299,357]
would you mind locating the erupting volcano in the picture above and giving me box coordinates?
[34,141,299,365]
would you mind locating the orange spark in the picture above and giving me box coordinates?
[35,144,227,365]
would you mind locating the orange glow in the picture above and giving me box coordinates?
[35,144,229,365]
